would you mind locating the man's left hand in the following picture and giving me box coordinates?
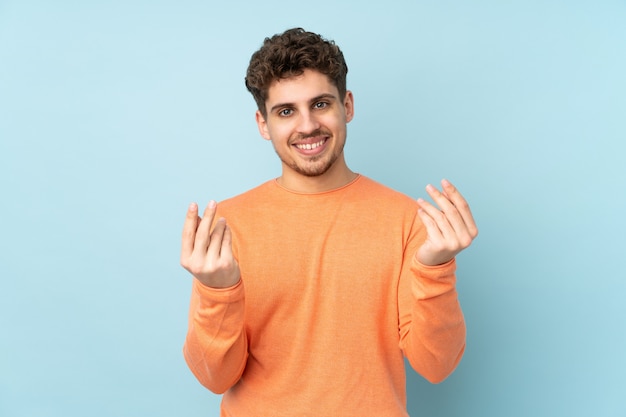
[416,179,478,266]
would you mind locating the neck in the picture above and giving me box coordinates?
[277,156,357,193]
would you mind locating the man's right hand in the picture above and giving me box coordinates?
[180,200,241,288]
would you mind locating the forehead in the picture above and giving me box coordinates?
[266,69,339,105]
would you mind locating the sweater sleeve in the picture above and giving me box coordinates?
[398,225,466,384]
[183,278,248,394]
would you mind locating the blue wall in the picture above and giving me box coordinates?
[1,1,624,416]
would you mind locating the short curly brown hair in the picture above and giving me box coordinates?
[245,28,348,117]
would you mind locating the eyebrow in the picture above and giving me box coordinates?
[269,93,338,114]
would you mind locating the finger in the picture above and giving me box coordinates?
[416,197,455,239]
[194,200,218,253]
[181,203,199,261]
[426,183,472,238]
[221,223,234,260]
[416,206,444,241]
[207,217,227,258]
[441,179,479,238]
[425,183,457,213]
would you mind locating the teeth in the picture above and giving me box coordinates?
[296,139,325,150]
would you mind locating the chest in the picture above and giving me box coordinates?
[232,208,407,319]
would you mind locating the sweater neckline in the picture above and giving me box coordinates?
[271,174,363,196]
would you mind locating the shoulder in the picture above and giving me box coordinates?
[354,176,418,209]
[217,180,275,213]
[351,176,424,242]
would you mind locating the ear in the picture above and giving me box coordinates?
[344,90,355,123]
[255,110,271,141]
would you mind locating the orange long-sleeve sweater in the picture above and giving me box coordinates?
[183,175,465,417]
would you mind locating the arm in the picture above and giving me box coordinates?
[399,179,478,383]
[183,279,248,393]
[180,201,248,393]
[399,257,465,383]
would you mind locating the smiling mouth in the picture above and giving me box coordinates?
[294,138,327,150]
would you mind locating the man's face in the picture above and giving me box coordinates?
[255,69,354,179]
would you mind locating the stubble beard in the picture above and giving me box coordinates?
[276,133,345,178]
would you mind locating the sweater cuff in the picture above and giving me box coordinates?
[193,279,245,304]
[411,257,457,281]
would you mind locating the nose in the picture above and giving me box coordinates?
[296,110,321,134]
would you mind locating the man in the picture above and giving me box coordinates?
[180,28,478,416]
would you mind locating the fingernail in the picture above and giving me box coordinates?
[209,200,217,208]
[189,202,198,211]
[442,179,451,187]
[426,184,435,192]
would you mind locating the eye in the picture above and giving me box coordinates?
[278,108,293,117]
[313,101,328,110]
